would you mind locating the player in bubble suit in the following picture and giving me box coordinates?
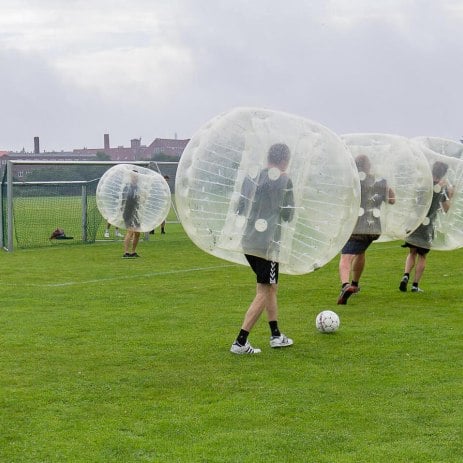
[230,143,296,355]
[399,161,452,292]
[122,170,142,258]
[337,154,396,305]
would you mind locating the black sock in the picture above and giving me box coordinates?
[236,329,249,346]
[269,321,281,337]
[351,280,359,287]
[404,273,410,279]
[412,282,418,288]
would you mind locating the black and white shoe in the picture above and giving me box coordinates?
[337,284,356,305]
[230,341,261,355]
[399,276,409,292]
[270,334,294,348]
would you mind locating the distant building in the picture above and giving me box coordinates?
[1,134,190,178]
[73,134,189,161]
[0,150,97,178]
[147,138,189,159]
[0,151,11,175]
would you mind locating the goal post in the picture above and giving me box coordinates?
[1,160,180,252]
[148,161,181,227]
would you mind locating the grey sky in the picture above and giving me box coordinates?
[1,0,462,152]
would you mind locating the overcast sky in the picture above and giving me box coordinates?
[1,0,462,152]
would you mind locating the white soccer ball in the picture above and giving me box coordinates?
[316,310,340,333]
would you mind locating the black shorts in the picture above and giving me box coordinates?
[402,242,430,255]
[245,254,279,284]
[341,235,378,255]
[123,200,140,229]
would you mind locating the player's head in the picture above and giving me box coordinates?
[355,154,371,174]
[432,161,448,181]
[267,143,290,169]
[129,170,138,183]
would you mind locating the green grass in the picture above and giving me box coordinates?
[7,194,179,249]
[1,224,462,462]
[10,195,102,248]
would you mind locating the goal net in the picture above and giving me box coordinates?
[1,160,179,251]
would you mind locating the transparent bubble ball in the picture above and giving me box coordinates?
[409,137,463,250]
[414,136,463,160]
[96,164,171,233]
[342,133,433,242]
[175,107,361,275]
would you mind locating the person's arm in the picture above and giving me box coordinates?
[281,178,295,222]
[387,186,396,205]
[237,177,253,215]
[441,182,453,213]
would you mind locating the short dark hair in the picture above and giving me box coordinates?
[267,143,290,165]
[432,161,448,180]
[355,154,371,173]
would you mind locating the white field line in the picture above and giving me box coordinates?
[4,243,404,288]
[9,264,239,288]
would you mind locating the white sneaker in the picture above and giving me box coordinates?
[230,341,261,355]
[270,334,294,348]
[411,286,424,292]
[115,230,123,237]
[104,231,110,238]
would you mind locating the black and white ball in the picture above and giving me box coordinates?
[316,310,340,333]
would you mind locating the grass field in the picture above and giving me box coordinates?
[6,194,180,249]
[1,224,462,462]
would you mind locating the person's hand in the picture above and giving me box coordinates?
[446,185,454,200]
[370,193,383,206]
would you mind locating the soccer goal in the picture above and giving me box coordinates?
[1,160,180,251]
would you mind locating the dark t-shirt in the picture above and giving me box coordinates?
[352,175,388,237]
[406,182,448,248]
[122,182,140,229]
[238,168,295,257]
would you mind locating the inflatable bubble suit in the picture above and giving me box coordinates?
[175,107,361,275]
[408,137,463,250]
[414,136,463,160]
[341,133,433,242]
[96,164,171,233]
